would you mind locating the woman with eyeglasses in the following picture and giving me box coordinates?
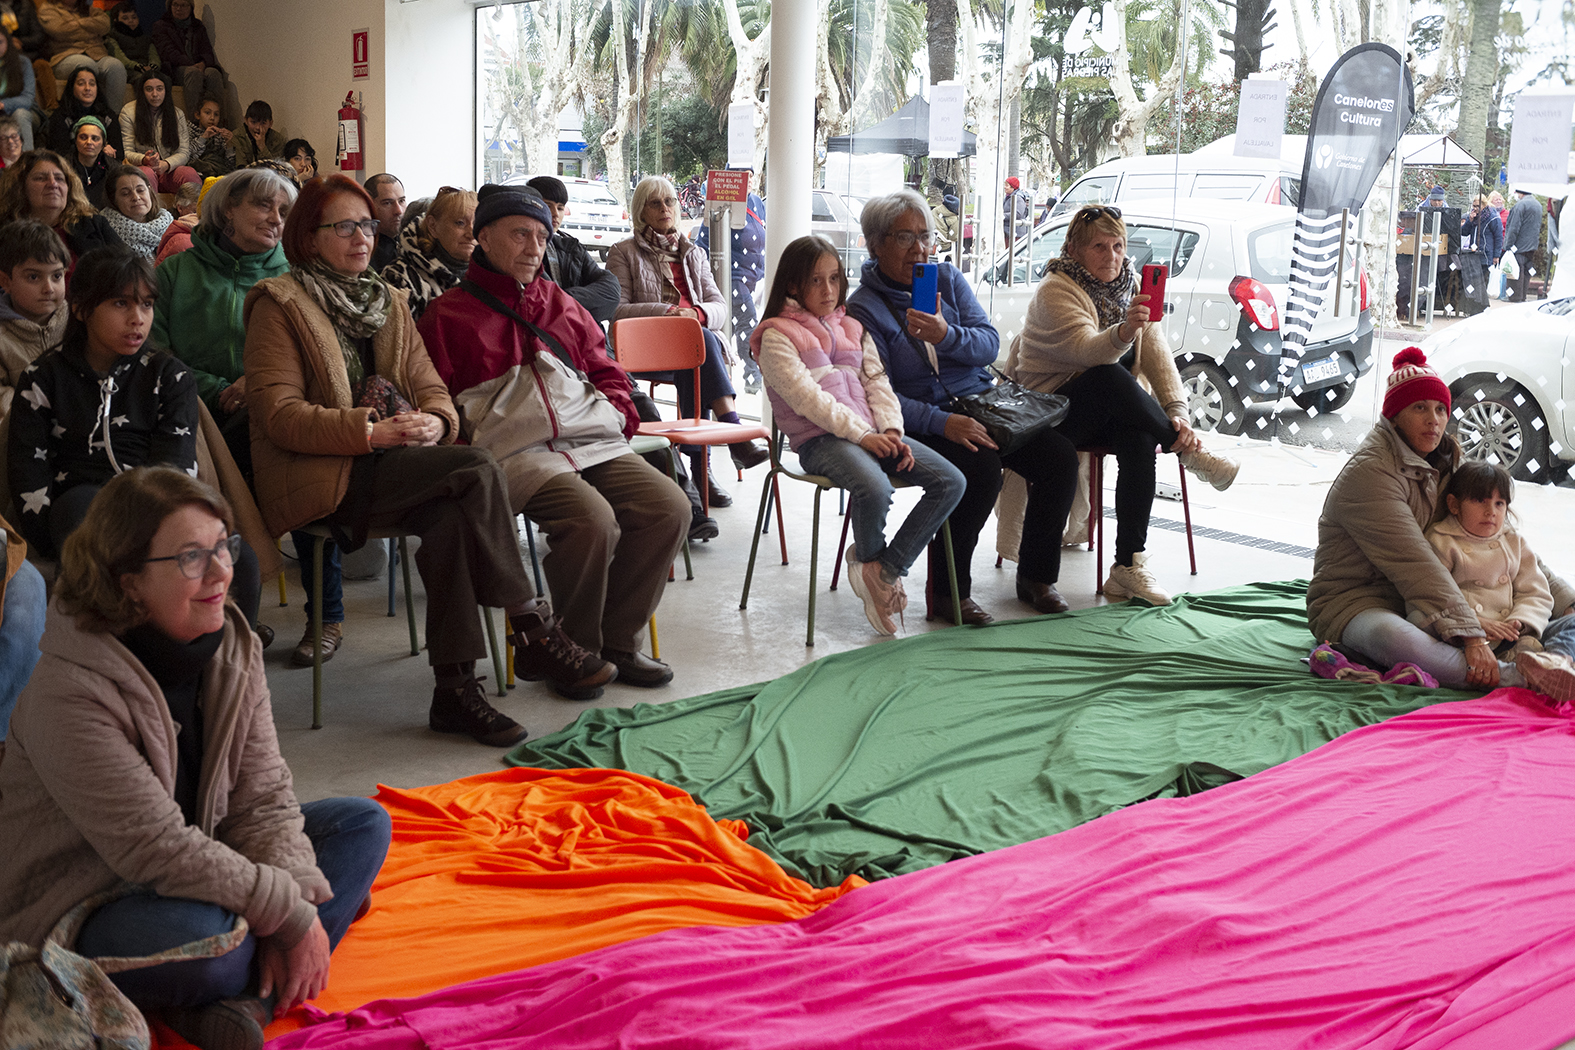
[0,148,123,262]
[380,185,477,322]
[1008,203,1239,607]
[245,174,608,740]
[847,188,1078,625]
[0,465,391,1050]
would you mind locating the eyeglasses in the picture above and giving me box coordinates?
[0,134,20,144]
[1075,205,1122,223]
[318,218,380,238]
[144,534,241,579]
[888,231,936,248]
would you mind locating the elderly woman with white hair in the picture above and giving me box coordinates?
[846,189,1079,625]
[606,175,767,482]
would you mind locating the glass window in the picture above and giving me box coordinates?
[1125,225,1201,275]
[1059,176,1117,213]
[1121,173,1195,201]
[1247,222,1296,283]
[811,192,838,223]
[1279,177,1303,209]
[1193,174,1267,200]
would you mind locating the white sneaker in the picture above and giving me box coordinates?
[1103,554,1172,606]
[845,548,897,635]
[1517,650,1575,702]
[1177,447,1240,491]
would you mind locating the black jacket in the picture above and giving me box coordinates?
[44,101,123,162]
[57,213,124,263]
[8,341,198,555]
[542,231,620,325]
[69,152,111,209]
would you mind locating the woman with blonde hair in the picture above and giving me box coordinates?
[380,185,477,321]
[0,147,121,261]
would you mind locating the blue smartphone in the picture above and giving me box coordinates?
[911,263,939,313]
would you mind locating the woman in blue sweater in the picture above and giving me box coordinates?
[846,190,1077,624]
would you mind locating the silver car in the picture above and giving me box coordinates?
[973,200,1374,435]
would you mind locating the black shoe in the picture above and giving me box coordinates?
[729,440,769,470]
[1016,577,1070,614]
[689,511,719,542]
[602,647,674,687]
[706,477,733,508]
[509,599,618,700]
[165,995,273,1050]
[429,676,529,746]
[255,623,275,649]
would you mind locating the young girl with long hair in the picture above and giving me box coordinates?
[44,65,121,159]
[750,234,965,636]
[118,68,198,191]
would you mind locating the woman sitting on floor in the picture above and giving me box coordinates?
[1308,348,1575,692]
[0,467,392,1050]
[118,68,199,193]
[0,148,122,262]
[65,115,112,208]
[380,184,476,322]
[98,162,172,257]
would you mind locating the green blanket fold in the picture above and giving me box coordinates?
[509,581,1465,885]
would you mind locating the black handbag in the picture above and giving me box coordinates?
[881,298,1068,455]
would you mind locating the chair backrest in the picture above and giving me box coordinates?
[610,316,708,422]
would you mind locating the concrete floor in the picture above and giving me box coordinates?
[267,425,1575,804]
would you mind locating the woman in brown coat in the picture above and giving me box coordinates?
[243,175,615,739]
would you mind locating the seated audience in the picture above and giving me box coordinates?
[245,174,614,726]
[0,114,23,168]
[846,189,1076,624]
[106,0,158,79]
[525,175,620,325]
[0,218,69,517]
[0,148,123,261]
[2,0,56,112]
[0,29,37,151]
[364,172,403,271]
[187,93,234,178]
[100,162,173,257]
[0,467,391,1050]
[1308,348,1575,693]
[607,174,768,503]
[0,511,46,746]
[120,68,200,192]
[1006,202,1238,607]
[380,183,474,322]
[43,64,120,160]
[232,98,282,167]
[36,0,125,110]
[281,137,316,182]
[154,176,200,262]
[150,0,235,125]
[753,235,965,635]
[66,114,110,206]
[418,187,689,690]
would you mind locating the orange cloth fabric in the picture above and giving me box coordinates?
[155,767,865,1046]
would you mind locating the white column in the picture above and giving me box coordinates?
[763,0,818,296]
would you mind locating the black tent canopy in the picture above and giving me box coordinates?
[826,95,978,158]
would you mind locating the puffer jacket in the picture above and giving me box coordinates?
[845,258,999,438]
[0,602,326,949]
[36,0,111,63]
[380,221,465,323]
[1413,515,1552,637]
[1307,418,1480,644]
[153,226,289,415]
[243,275,458,539]
[542,229,620,326]
[750,301,901,452]
[607,233,729,333]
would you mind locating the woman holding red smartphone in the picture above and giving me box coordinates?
[1008,204,1240,607]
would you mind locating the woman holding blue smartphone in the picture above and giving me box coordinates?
[847,190,1079,624]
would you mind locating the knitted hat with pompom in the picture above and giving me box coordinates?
[1382,346,1451,420]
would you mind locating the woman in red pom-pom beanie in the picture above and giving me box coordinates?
[1307,347,1574,692]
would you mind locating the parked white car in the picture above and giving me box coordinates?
[974,201,1374,435]
[503,175,631,259]
[1420,296,1575,482]
[1049,152,1300,219]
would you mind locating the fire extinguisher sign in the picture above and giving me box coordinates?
[352,29,370,80]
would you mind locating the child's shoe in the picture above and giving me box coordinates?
[1309,642,1382,684]
[845,547,897,636]
[1516,650,1575,702]
[1510,635,1544,658]
[1379,662,1440,688]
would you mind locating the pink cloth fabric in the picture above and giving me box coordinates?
[273,690,1575,1049]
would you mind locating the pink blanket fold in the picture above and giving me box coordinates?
[275,690,1575,1050]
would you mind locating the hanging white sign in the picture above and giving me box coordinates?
[1505,93,1575,190]
[1235,79,1288,160]
[727,103,755,168]
[930,84,966,159]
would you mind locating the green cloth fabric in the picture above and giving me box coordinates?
[508,581,1468,886]
[152,226,288,415]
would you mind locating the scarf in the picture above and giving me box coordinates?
[1043,255,1136,329]
[291,258,392,385]
[638,224,684,264]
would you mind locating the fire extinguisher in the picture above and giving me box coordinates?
[337,92,363,172]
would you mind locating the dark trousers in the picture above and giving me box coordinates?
[1053,364,1181,565]
[1508,250,1534,302]
[913,424,1078,598]
[630,327,736,420]
[75,796,391,1010]
[326,445,534,666]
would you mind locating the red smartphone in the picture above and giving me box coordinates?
[1139,264,1168,323]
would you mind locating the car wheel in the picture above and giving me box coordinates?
[1290,379,1356,414]
[598,249,610,262]
[1179,359,1245,436]
[1449,377,1552,483]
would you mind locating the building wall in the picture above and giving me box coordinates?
[199,0,474,194]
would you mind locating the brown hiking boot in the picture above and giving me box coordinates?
[429,676,528,746]
[290,622,342,667]
[510,599,618,700]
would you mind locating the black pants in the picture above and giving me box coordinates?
[1508,250,1534,302]
[913,424,1078,598]
[1052,364,1180,566]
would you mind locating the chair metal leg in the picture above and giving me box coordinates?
[829,501,853,591]
[1178,459,1197,575]
[386,538,396,617]
[277,541,289,606]
[522,515,545,594]
[649,615,660,658]
[806,486,823,647]
[942,521,962,626]
[740,466,777,610]
[311,534,326,730]
[1091,455,1106,594]
[484,607,506,697]
[772,475,788,565]
[662,449,693,580]
[399,536,418,655]
[505,639,515,687]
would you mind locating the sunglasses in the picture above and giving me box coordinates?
[1076,205,1122,223]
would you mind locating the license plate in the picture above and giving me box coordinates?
[1302,355,1342,384]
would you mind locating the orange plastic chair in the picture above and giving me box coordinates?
[610,316,769,515]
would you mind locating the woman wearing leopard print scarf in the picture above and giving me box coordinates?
[381,186,476,322]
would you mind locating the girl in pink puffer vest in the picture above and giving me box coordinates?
[749,235,963,636]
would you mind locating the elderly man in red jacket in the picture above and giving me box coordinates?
[418,188,689,689]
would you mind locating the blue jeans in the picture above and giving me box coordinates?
[1543,613,1575,661]
[75,797,391,1010]
[292,531,344,624]
[796,434,965,577]
[0,560,47,741]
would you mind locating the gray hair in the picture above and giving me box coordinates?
[630,175,676,236]
[860,189,933,250]
[198,167,299,233]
